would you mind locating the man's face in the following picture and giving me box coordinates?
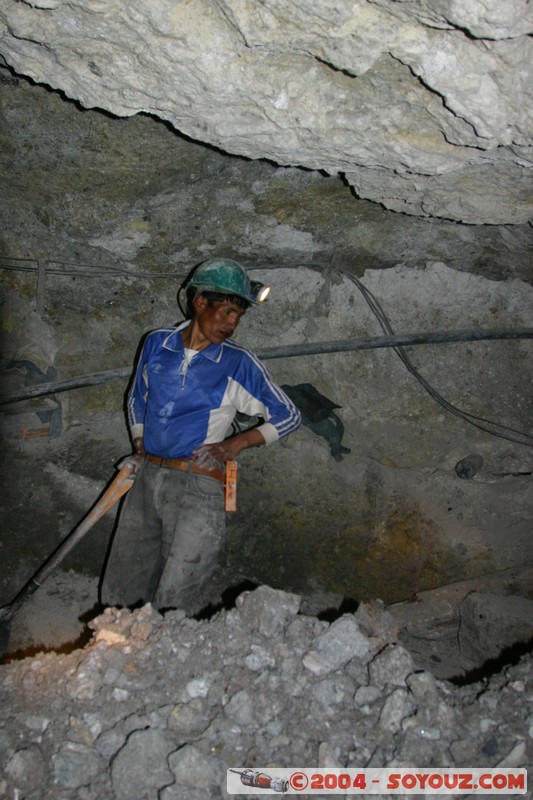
[193,295,246,345]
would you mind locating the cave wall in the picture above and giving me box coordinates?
[2,257,532,607]
[0,36,532,610]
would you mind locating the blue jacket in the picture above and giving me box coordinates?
[127,322,301,458]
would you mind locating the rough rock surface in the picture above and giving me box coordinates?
[1,0,531,224]
[2,261,532,616]
[0,586,532,799]
[458,592,533,667]
[2,72,532,285]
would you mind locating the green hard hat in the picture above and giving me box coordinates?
[188,258,257,304]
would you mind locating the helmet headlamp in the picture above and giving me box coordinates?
[251,281,270,303]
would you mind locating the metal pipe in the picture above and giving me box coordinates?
[1,328,532,406]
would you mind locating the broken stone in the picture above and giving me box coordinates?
[312,675,356,709]
[223,689,255,726]
[318,741,341,767]
[5,746,47,795]
[236,585,301,637]
[185,677,213,699]
[95,629,127,646]
[406,670,439,699]
[53,741,103,789]
[110,729,175,800]
[168,744,225,788]
[354,684,381,708]
[303,615,370,675]
[379,687,415,733]
[168,700,211,738]
[243,645,276,671]
[368,644,415,687]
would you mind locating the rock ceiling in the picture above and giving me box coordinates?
[1,0,532,226]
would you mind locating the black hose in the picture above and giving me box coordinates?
[339,272,533,447]
[258,328,533,360]
[1,328,532,405]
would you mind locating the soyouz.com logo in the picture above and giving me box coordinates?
[227,767,527,794]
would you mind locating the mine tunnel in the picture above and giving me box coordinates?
[0,2,532,796]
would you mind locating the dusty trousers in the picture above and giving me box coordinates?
[101,459,225,614]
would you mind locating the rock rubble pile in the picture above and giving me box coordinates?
[1,586,531,799]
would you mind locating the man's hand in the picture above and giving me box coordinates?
[192,444,226,471]
[117,437,146,475]
[192,429,266,469]
[117,453,145,475]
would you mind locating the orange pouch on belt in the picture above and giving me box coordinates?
[225,460,238,512]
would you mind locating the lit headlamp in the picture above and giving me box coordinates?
[251,281,270,303]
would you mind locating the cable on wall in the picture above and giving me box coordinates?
[340,270,533,448]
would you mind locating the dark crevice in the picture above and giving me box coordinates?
[194,580,260,620]
[387,52,482,142]
[312,53,359,79]
[316,596,359,622]
[449,636,533,686]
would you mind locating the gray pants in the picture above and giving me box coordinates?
[101,459,225,614]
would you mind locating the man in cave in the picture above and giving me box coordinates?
[101,257,300,614]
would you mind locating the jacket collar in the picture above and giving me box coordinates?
[162,322,224,363]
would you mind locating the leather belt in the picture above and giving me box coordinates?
[146,455,224,484]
